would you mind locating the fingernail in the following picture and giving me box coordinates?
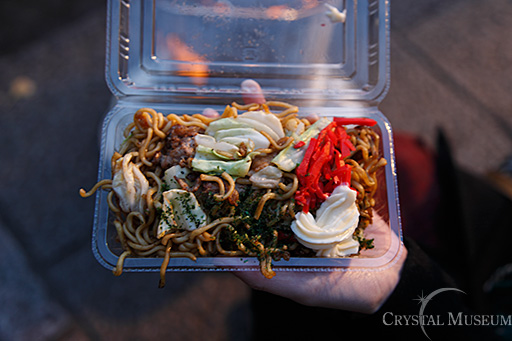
[241,79,261,93]
[202,108,220,118]
[241,79,265,104]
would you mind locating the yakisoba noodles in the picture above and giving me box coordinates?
[80,102,387,286]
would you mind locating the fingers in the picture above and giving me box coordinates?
[232,269,320,305]
[201,79,265,117]
[202,107,220,118]
[306,113,319,124]
[241,79,266,104]
[231,243,409,314]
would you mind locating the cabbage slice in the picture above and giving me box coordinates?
[157,189,207,238]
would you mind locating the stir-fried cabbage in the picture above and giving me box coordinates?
[112,153,149,213]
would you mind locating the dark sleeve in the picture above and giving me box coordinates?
[248,237,502,340]
[378,236,461,314]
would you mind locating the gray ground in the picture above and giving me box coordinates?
[1,0,511,340]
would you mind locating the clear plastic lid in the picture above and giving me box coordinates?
[106,0,389,103]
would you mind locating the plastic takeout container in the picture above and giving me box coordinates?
[92,0,402,273]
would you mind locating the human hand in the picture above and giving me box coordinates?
[231,79,408,314]
[233,214,407,314]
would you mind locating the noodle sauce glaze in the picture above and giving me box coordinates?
[81,102,387,285]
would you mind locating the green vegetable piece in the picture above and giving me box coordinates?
[272,117,331,172]
[205,118,250,135]
[214,128,268,150]
[192,152,258,177]
[158,189,207,235]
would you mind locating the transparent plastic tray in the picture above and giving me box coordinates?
[92,102,402,273]
[91,0,402,274]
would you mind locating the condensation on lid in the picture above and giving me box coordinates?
[106,0,389,102]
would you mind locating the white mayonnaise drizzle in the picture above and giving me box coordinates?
[291,184,359,257]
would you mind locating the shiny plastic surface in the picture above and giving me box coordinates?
[106,0,389,103]
[92,102,402,273]
[92,0,401,273]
